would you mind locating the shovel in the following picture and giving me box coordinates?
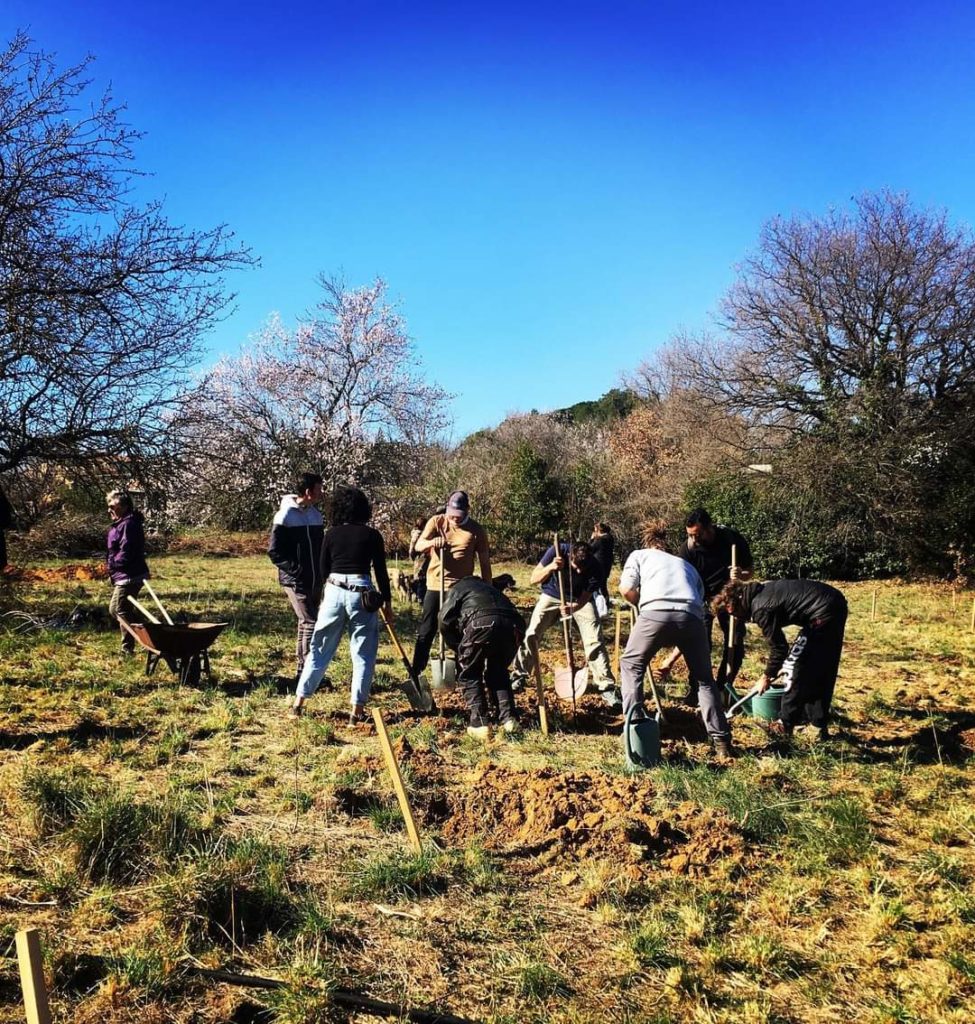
[430,553,457,689]
[552,533,587,705]
[727,683,764,720]
[380,606,436,714]
[646,664,668,723]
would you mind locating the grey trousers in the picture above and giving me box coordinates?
[513,593,616,689]
[620,610,730,739]
[109,580,144,652]
[284,587,322,675]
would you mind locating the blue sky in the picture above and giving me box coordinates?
[7,1,975,438]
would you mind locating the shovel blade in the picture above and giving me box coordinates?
[430,656,457,690]
[399,676,436,713]
[553,666,588,701]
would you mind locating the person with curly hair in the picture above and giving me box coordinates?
[290,486,391,725]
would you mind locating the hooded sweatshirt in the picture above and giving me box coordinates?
[106,510,149,585]
[268,495,324,594]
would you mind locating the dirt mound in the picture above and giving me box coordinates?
[443,765,743,876]
[4,562,108,582]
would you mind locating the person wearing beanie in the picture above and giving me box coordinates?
[410,490,492,681]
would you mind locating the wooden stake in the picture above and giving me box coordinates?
[871,590,877,621]
[529,636,549,736]
[613,605,622,679]
[16,929,52,1024]
[372,709,423,854]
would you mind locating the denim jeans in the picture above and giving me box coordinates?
[296,574,379,705]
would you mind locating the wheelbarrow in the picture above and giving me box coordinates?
[122,584,227,687]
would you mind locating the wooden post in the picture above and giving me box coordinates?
[372,709,423,854]
[529,636,549,736]
[613,605,622,679]
[729,545,737,650]
[16,929,52,1024]
[871,590,877,621]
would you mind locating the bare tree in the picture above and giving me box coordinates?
[654,192,975,571]
[171,276,451,527]
[0,32,253,492]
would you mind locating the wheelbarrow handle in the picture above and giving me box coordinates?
[126,595,161,625]
[142,581,174,625]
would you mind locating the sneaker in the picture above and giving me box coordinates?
[599,688,623,712]
[466,724,492,741]
[287,704,304,720]
[348,705,367,726]
[500,717,521,735]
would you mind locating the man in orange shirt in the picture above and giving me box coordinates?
[411,490,492,680]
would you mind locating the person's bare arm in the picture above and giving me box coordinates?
[531,555,562,586]
[413,516,444,554]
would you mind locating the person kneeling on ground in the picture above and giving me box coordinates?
[618,518,733,758]
[290,486,391,725]
[439,576,527,740]
[511,539,622,710]
[712,578,848,742]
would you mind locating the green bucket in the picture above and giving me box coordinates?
[750,686,786,721]
[623,705,661,770]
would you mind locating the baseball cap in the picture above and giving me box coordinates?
[446,490,470,512]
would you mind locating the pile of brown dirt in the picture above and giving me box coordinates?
[442,765,743,877]
[4,563,108,582]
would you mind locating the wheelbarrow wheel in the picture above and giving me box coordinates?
[180,655,202,688]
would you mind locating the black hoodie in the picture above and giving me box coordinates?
[742,580,847,678]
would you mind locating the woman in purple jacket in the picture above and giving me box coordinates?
[106,490,150,654]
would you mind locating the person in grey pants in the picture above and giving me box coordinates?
[618,518,733,758]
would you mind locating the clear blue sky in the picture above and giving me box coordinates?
[8,1,975,439]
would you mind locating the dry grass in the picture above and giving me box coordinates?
[1,555,974,1023]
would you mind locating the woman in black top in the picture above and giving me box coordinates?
[291,486,391,724]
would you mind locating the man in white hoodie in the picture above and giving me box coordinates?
[268,472,325,682]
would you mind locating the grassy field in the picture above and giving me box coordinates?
[1,546,974,1023]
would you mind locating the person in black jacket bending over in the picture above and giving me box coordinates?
[660,508,753,703]
[712,579,848,741]
[439,576,527,740]
[269,473,325,683]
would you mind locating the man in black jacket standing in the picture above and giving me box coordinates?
[268,472,325,682]
[713,578,848,740]
[440,576,527,740]
[661,508,753,702]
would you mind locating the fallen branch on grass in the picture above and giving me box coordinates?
[187,966,479,1024]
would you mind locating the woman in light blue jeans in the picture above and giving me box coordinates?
[291,486,391,724]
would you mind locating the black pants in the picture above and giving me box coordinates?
[411,589,442,676]
[703,608,745,689]
[779,603,848,728]
[0,529,6,569]
[457,612,519,727]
